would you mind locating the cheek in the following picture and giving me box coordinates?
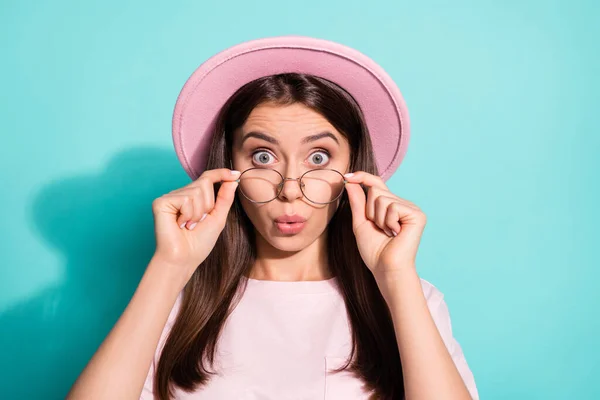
[324,202,340,226]
[240,198,265,227]
[308,203,339,234]
[232,152,252,171]
[239,197,340,244]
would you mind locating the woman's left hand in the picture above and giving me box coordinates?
[344,171,427,277]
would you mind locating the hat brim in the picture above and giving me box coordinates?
[172,35,410,182]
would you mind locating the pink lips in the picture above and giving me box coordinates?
[274,215,307,235]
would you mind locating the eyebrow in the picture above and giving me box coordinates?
[241,131,340,146]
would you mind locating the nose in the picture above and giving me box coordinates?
[278,176,304,201]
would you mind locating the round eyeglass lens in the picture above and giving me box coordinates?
[238,168,282,203]
[301,169,345,204]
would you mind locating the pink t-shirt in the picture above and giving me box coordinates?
[140,276,479,399]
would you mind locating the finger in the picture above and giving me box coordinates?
[198,168,241,185]
[346,171,421,215]
[366,188,395,222]
[211,180,239,222]
[198,169,239,221]
[344,182,367,229]
[195,183,213,221]
[167,188,205,229]
[171,169,240,223]
[393,197,421,212]
[344,171,389,191]
[184,192,202,230]
[174,196,195,229]
[374,195,397,236]
[384,203,403,236]
[171,168,241,193]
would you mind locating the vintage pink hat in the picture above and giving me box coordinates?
[172,35,410,182]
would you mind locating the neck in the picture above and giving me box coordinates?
[249,230,333,281]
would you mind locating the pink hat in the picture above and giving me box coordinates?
[172,35,410,182]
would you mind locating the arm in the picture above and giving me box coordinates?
[66,256,187,400]
[376,268,476,400]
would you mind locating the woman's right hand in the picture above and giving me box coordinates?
[150,168,241,282]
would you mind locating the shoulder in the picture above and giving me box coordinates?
[418,277,446,304]
[416,277,458,351]
[417,277,454,333]
[417,278,480,399]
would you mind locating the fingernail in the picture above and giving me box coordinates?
[180,221,187,229]
[231,170,240,175]
[384,229,393,237]
[200,213,207,222]
[344,173,354,178]
[189,222,197,230]
[391,230,397,237]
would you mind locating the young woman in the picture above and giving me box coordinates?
[67,36,479,400]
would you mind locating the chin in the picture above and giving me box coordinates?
[257,223,325,253]
[268,236,309,252]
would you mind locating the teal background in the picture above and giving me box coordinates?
[1,0,598,398]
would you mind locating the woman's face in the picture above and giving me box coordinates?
[231,102,351,252]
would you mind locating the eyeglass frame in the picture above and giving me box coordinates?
[234,167,348,205]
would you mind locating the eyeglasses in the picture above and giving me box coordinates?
[235,167,348,204]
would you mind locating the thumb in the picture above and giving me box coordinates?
[210,180,239,222]
[345,182,367,229]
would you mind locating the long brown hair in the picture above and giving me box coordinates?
[154,73,404,399]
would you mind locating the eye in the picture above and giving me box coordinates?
[252,150,275,165]
[308,150,330,166]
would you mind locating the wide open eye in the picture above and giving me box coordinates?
[252,150,276,165]
[308,150,330,166]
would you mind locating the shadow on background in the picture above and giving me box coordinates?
[0,147,191,399]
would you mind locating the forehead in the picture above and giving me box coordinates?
[238,102,341,140]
